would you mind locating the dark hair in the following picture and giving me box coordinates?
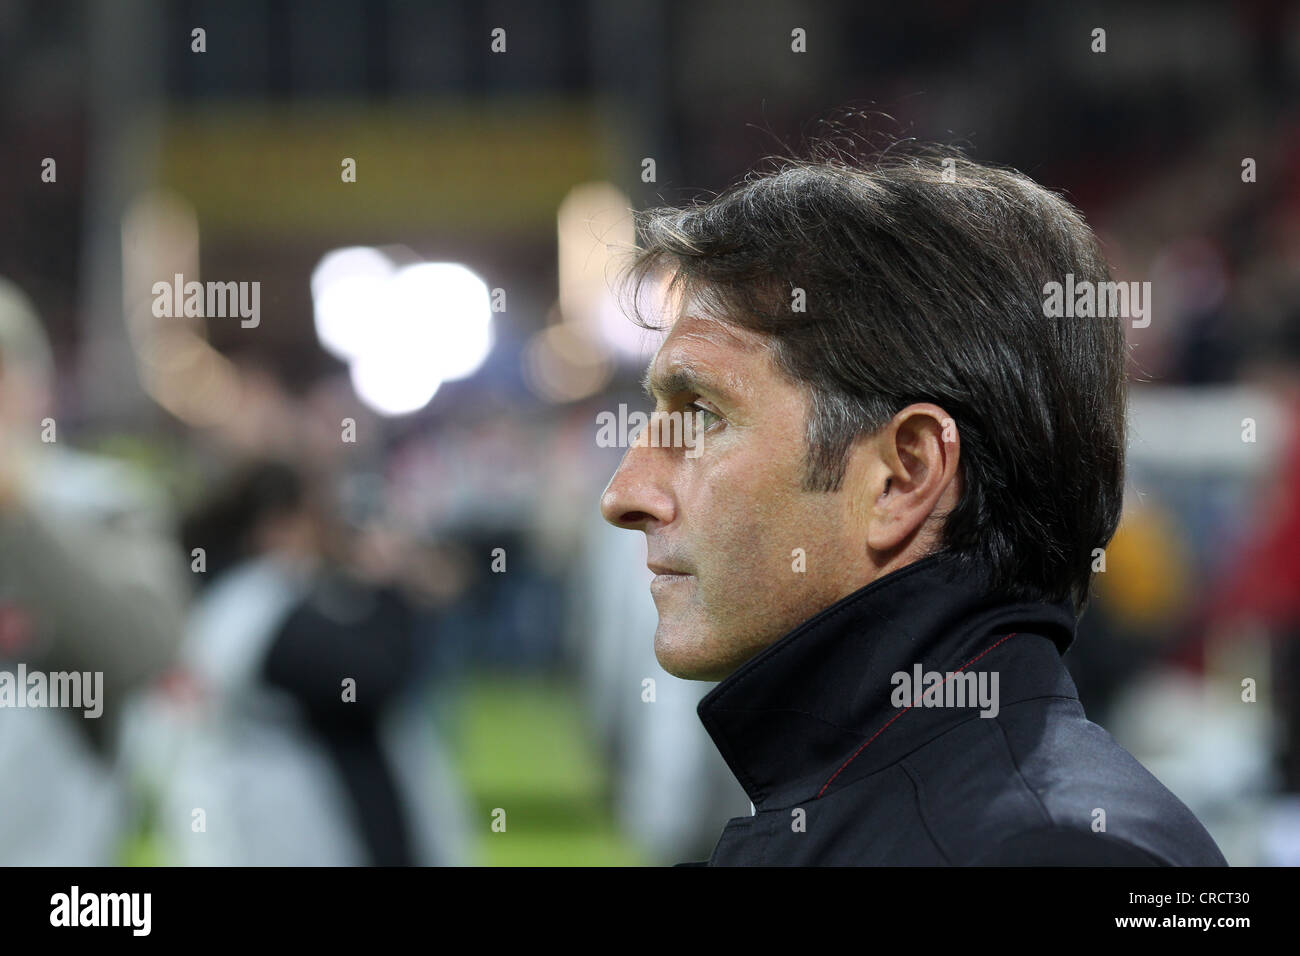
[622,145,1127,610]
[181,459,308,585]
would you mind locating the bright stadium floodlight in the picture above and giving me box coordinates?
[348,347,441,417]
[311,251,494,417]
[311,246,396,361]
[388,262,494,383]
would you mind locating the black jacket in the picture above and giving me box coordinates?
[685,553,1228,866]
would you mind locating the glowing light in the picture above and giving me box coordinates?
[311,247,396,361]
[349,349,442,416]
[387,263,494,383]
[556,181,654,361]
[310,249,494,416]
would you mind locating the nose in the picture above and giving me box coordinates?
[599,442,675,531]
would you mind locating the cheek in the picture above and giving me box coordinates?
[683,445,807,592]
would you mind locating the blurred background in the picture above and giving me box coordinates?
[0,0,1297,866]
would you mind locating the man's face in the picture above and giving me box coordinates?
[599,311,875,681]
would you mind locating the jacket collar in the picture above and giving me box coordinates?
[696,553,1079,810]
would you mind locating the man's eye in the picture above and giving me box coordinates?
[685,402,722,430]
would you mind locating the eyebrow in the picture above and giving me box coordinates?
[642,363,732,405]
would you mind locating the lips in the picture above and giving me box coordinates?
[648,564,692,596]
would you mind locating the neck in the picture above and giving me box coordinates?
[697,552,1079,810]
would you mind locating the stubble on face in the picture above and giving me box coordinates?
[641,314,871,681]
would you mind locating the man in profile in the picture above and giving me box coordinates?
[599,147,1227,866]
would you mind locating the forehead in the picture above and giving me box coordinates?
[647,313,772,393]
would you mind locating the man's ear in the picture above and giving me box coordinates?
[862,403,961,556]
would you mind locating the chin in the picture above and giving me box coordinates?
[653,624,743,682]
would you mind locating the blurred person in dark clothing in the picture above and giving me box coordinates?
[142,459,467,865]
[600,147,1227,866]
